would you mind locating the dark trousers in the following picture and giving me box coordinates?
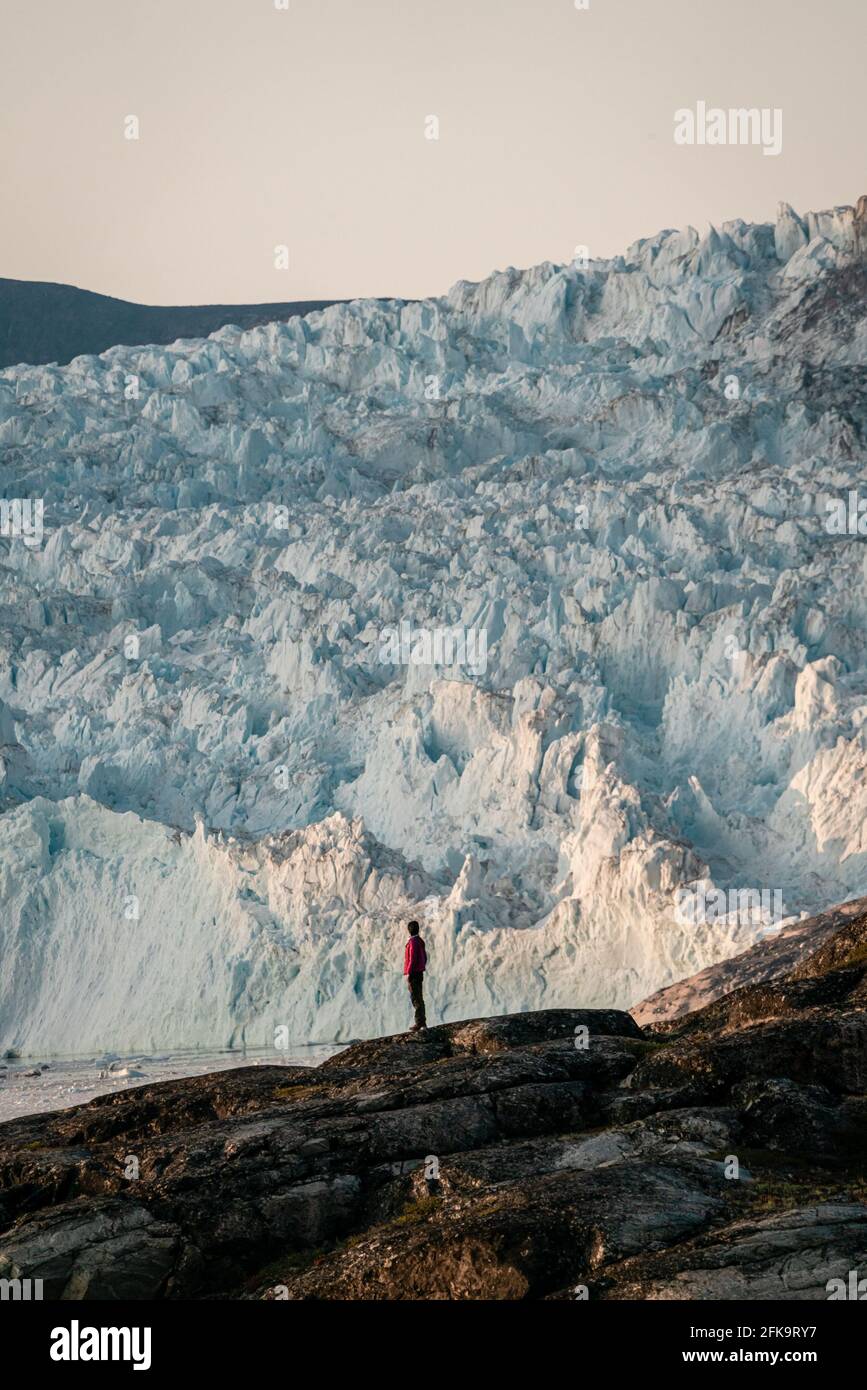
[407,972,426,1028]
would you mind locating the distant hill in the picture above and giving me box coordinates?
[0,278,341,369]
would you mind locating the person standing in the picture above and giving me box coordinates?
[403,920,427,1031]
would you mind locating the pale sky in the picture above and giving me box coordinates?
[2,0,864,305]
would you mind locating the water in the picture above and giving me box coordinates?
[0,1043,343,1121]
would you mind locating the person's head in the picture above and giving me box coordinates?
[407,920,420,936]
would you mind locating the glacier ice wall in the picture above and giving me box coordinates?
[0,197,866,1051]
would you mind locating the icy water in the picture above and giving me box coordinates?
[0,1044,343,1121]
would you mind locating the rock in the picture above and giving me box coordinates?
[600,1204,867,1301]
[635,899,867,1027]
[0,1200,178,1301]
[272,1161,727,1301]
[733,1077,842,1154]
[0,909,864,1301]
[629,1009,867,1097]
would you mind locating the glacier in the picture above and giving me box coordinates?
[0,196,866,1055]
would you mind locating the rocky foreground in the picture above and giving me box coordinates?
[0,903,865,1301]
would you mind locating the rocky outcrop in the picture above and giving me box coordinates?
[0,911,865,1300]
[599,1205,867,1301]
[634,895,867,1025]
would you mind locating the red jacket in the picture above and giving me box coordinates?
[404,935,427,976]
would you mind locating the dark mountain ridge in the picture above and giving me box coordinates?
[0,277,342,370]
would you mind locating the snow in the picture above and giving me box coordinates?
[0,196,866,1060]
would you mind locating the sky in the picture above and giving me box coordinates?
[1,0,864,305]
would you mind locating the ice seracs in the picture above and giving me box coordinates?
[0,197,865,1051]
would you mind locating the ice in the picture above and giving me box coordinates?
[0,196,865,1057]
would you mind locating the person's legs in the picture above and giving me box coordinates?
[408,973,427,1029]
